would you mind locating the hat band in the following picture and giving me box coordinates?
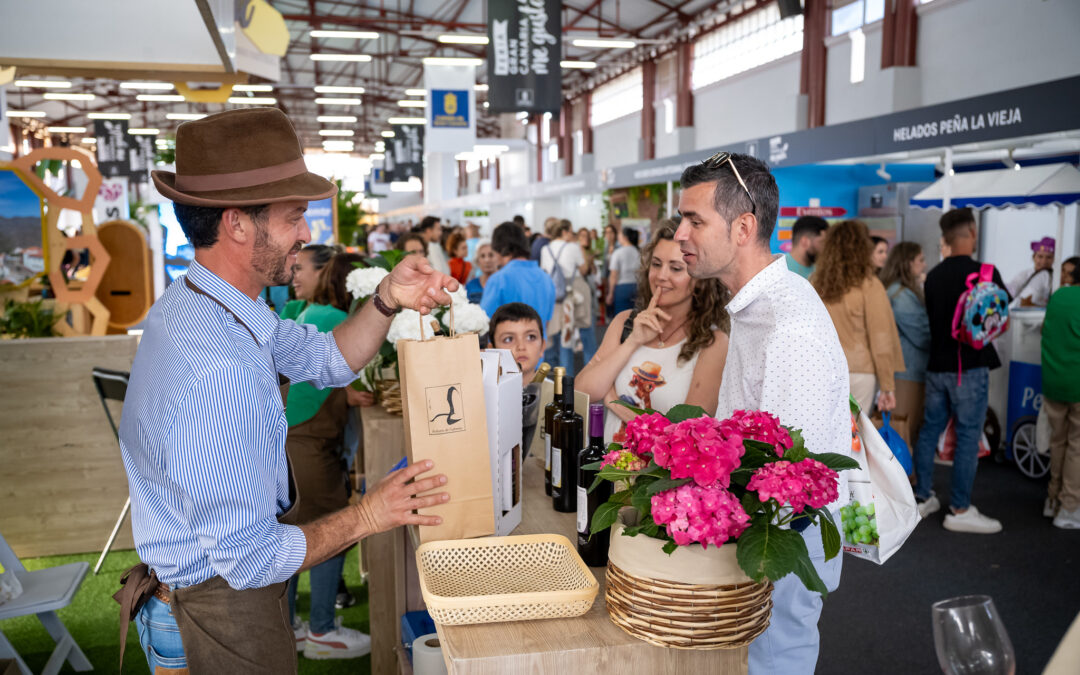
[174,157,309,193]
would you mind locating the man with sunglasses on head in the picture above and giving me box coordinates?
[675,152,851,675]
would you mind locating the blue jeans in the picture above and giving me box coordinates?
[749,521,843,674]
[613,283,637,316]
[914,368,990,510]
[288,552,345,634]
[136,596,187,671]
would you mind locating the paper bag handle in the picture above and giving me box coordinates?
[418,298,455,340]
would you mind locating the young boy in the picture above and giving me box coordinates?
[488,302,545,382]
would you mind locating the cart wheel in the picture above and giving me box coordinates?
[1012,420,1050,479]
[984,408,1002,455]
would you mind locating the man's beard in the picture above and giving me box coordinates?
[806,250,818,265]
[252,222,299,287]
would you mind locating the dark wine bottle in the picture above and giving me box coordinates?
[551,375,582,513]
[543,367,564,496]
[578,403,612,567]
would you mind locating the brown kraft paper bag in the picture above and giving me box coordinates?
[399,330,495,543]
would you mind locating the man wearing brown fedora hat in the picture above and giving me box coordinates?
[116,108,455,674]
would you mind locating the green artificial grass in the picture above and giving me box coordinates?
[1,548,371,674]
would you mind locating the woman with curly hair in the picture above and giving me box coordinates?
[577,221,730,443]
[812,220,905,414]
[880,242,930,449]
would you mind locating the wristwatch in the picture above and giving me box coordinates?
[372,283,400,317]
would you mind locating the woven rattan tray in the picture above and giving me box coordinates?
[416,534,599,625]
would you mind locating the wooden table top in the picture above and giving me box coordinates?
[434,455,748,675]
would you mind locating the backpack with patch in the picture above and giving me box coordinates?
[951,263,1009,351]
[545,243,571,302]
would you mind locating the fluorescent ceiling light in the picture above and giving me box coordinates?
[128,128,160,135]
[438,34,489,45]
[374,142,385,151]
[405,88,426,96]
[475,143,510,152]
[317,115,357,123]
[380,130,396,138]
[233,84,274,92]
[561,60,597,69]
[136,94,184,102]
[571,38,636,49]
[47,126,87,133]
[310,54,372,62]
[397,100,426,108]
[44,92,95,101]
[14,79,71,88]
[474,84,489,91]
[81,138,97,144]
[88,112,132,120]
[315,97,362,106]
[369,153,386,160]
[314,85,365,94]
[166,113,207,120]
[388,117,425,125]
[390,178,423,192]
[422,57,483,66]
[227,96,277,105]
[319,129,355,136]
[119,82,173,90]
[483,101,490,108]
[6,110,46,118]
[310,30,379,39]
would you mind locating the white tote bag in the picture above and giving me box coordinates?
[841,410,920,564]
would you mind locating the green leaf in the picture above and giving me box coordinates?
[820,516,841,561]
[806,452,861,471]
[784,444,809,463]
[581,460,604,471]
[589,501,622,535]
[849,395,862,417]
[611,399,656,416]
[735,522,828,597]
[631,485,653,513]
[607,442,622,453]
[645,476,692,497]
[586,473,604,494]
[610,489,633,505]
[662,540,678,555]
[740,491,762,515]
[741,443,776,468]
[596,465,639,483]
[664,403,706,423]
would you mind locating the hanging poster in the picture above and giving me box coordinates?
[424,64,477,153]
[94,120,132,178]
[306,196,336,245]
[487,0,562,114]
[389,125,424,181]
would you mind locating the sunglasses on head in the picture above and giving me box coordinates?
[702,151,757,216]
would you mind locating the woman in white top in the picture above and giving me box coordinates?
[606,228,641,315]
[577,223,730,443]
[540,221,596,374]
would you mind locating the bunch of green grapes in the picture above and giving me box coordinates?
[840,501,878,546]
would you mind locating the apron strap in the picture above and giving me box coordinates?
[112,562,159,672]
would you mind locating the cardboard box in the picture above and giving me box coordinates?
[480,349,524,536]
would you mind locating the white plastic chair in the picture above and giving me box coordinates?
[0,533,92,675]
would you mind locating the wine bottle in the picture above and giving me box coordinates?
[578,403,612,567]
[551,375,582,513]
[532,362,551,384]
[543,367,564,496]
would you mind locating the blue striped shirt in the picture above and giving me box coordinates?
[118,260,357,590]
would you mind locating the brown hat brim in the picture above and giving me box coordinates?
[152,170,337,207]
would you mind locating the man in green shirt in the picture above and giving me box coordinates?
[1042,282,1080,529]
[784,215,828,280]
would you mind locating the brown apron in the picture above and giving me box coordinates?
[285,387,351,525]
[116,278,307,674]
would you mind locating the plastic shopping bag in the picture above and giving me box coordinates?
[841,410,920,564]
[936,417,991,462]
[876,412,913,475]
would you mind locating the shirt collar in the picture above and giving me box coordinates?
[725,254,788,316]
[186,260,276,346]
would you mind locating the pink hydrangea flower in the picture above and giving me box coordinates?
[649,416,745,488]
[601,448,647,472]
[650,484,750,549]
[719,410,794,457]
[623,412,671,457]
[747,459,839,513]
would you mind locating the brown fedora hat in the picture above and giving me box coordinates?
[152,107,336,207]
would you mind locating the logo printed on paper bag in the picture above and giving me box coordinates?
[427,384,466,435]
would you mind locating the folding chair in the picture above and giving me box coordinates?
[90,368,131,576]
[0,532,92,675]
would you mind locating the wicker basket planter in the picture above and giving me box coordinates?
[605,511,773,650]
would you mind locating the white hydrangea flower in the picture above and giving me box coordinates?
[448,285,469,306]
[386,308,436,345]
[346,267,389,301]
[448,302,490,335]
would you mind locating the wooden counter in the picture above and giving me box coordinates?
[363,408,747,675]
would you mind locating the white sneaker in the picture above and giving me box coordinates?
[1044,497,1059,518]
[918,494,941,519]
[292,618,307,652]
[1052,506,1080,530]
[304,617,372,660]
[943,505,1002,534]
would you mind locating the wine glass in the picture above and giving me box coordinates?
[932,595,1016,675]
